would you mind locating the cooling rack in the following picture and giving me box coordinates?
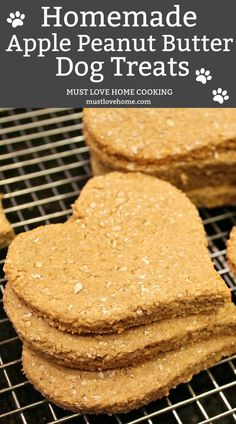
[0,108,235,424]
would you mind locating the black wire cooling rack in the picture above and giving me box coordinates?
[0,108,235,424]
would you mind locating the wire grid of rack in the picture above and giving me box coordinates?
[0,108,235,424]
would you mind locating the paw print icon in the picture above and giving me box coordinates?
[195,68,212,84]
[213,88,229,105]
[7,11,25,28]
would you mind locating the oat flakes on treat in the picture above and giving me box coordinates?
[0,197,15,249]
[83,109,236,163]
[23,336,236,415]
[4,173,230,334]
[4,283,236,370]
[227,226,236,276]
[90,153,236,208]
[84,108,236,207]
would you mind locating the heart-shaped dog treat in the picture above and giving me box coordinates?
[4,173,230,334]
[84,108,236,208]
[22,336,236,415]
[4,283,236,370]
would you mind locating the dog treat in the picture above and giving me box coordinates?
[22,336,236,415]
[90,154,236,208]
[227,226,236,276]
[4,283,236,370]
[66,215,76,224]
[91,154,236,208]
[4,173,230,334]
[84,108,236,207]
[0,197,15,249]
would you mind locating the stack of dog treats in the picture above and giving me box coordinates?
[4,172,236,414]
[84,108,236,208]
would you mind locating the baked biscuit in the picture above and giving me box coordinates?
[0,197,15,249]
[22,336,236,414]
[4,173,230,334]
[84,109,236,207]
[4,283,236,370]
[90,154,236,208]
[227,226,236,275]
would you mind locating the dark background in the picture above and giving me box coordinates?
[0,0,235,107]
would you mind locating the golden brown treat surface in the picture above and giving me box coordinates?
[84,108,236,163]
[0,198,15,249]
[85,109,236,208]
[5,173,230,334]
[90,153,236,208]
[23,337,236,414]
[4,284,236,370]
[227,227,236,275]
